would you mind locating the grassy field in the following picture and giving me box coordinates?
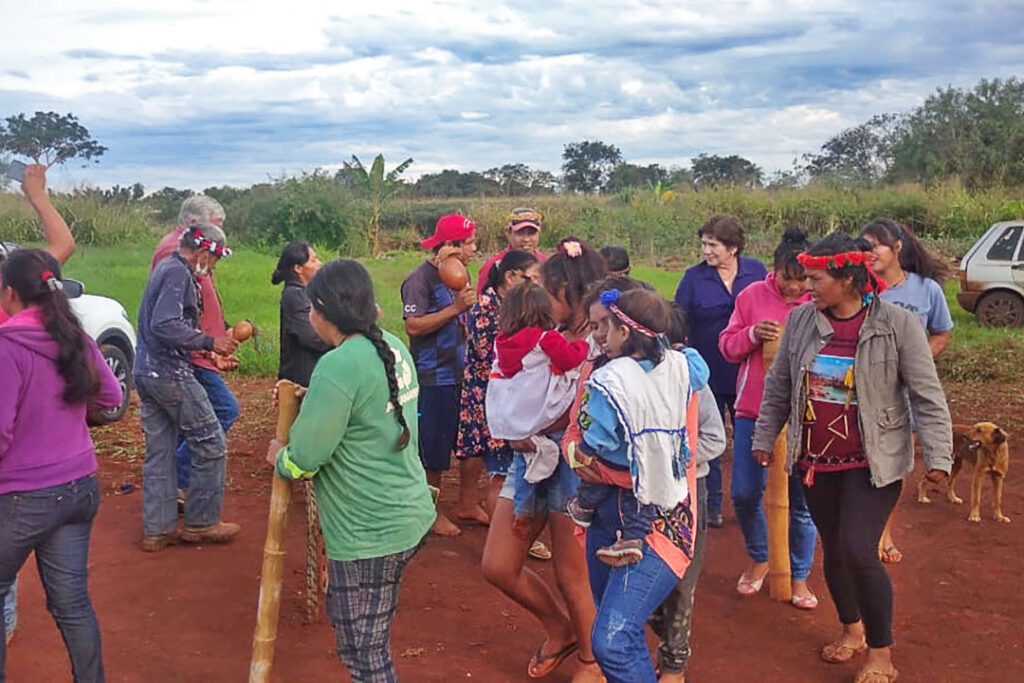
[57,242,1024,382]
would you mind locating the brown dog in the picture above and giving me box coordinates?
[917,422,1011,523]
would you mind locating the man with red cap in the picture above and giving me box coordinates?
[476,207,547,295]
[401,214,481,536]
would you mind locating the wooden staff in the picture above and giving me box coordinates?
[249,381,300,683]
[763,336,792,602]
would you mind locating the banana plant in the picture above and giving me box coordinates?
[343,154,413,257]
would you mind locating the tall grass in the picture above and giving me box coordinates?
[58,244,1024,383]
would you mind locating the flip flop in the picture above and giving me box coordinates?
[821,639,867,664]
[527,640,579,678]
[854,667,899,683]
[528,539,552,561]
[880,545,903,564]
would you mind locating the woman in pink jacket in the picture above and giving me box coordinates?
[718,227,819,608]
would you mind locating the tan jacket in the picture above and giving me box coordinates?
[752,299,953,488]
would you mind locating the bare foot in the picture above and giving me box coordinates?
[431,513,462,537]
[659,671,685,683]
[453,502,490,526]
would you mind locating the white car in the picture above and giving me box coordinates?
[956,221,1024,327]
[0,241,136,422]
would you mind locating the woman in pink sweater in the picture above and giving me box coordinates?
[718,227,819,609]
[0,249,122,681]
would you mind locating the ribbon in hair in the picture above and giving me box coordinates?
[599,289,657,338]
[40,270,63,292]
[186,227,232,258]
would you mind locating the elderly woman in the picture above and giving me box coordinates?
[675,214,767,527]
[752,233,952,683]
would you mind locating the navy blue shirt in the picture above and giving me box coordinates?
[674,256,767,397]
[400,261,465,386]
[134,252,213,380]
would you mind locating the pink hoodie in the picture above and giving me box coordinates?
[718,272,809,420]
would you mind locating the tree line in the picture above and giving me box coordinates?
[2,76,1021,203]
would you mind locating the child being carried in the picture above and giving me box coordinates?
[486,282,589,519]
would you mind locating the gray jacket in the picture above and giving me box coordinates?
[696,384,726,478]
[752,299,953,487]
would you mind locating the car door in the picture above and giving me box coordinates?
[1015,227,1024,287]
[979,224,1023,285]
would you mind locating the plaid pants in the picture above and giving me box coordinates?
[326,540,424,682]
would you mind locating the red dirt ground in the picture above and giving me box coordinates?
[7,378,1023,682]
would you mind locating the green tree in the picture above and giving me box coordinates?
[888,78,1024,187]
[607,163,670,193]
[803,114,900,186]
[484,163,533,195]
[690,153,763,189]
[343,154,413,256]
[0,111,106,167]
[562,140,623,193]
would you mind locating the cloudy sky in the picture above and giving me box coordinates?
[1,1,1021,191]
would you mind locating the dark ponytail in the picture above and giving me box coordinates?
[485,249,538,293]
[861,217,952,283]
[306,259,410,451]
[773,225,810,278]
[271,240,311,285]
[1,249,96,405]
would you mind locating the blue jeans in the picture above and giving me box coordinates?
[136,375,227,537]
[0,475,104,682]
[499,431,578,518]
[587,491,680,683]
[2,581,14,641]
[175,367,239,490]
[708,393,736,515]
[731,416,817,580]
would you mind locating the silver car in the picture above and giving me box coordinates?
[956,221,1024,326]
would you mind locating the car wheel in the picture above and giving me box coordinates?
[976,291,1024,327]
[88,344,132,425]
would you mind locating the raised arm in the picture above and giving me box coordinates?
[22,165,75,265]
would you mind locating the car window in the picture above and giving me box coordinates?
[987,226,1023,261]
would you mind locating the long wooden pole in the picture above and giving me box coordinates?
[249,381,300,683]
[762,336,792,602]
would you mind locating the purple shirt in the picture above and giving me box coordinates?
[0,309,122,494]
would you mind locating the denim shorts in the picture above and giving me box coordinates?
[499,433,579,518]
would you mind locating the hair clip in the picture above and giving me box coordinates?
[41,270,63,292]
[562,240,582,258]
[599,289,620,306]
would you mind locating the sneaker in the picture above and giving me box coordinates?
[565,497,595,528]
[141,532,179,553]
[596,538,644,567]
[180,521,241,544]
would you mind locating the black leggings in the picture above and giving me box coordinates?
[801,467,901,648]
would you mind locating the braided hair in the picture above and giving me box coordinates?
[1,249,96,404]
[306,259,410,451]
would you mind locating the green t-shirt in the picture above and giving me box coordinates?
[275,330,434,561]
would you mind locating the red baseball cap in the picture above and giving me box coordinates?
[421,214,476,249]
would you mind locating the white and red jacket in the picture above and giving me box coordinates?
[485,327,589,440]
[718,272,809,420]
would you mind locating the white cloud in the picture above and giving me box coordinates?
[0,1,1021,190]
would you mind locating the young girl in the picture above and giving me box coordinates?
[486,281,589,521]
[861,217,954,565]
[719,226,819,608]
[565,288,693,567]
[1,249,122,681]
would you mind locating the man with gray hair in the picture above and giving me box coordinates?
[135,223,240,550]
[151,195,240,503]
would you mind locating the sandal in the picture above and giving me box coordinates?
[736,570,766,596]
[791,592,819,610]
[854,667,899,683]
[527,640,579,678]
[573,654,606,682]
[880,545,903,564]
[820,638,867,663]
[528,539,552,561]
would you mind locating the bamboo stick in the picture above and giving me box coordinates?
[249,381,300,683]
[763,336,792,602]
